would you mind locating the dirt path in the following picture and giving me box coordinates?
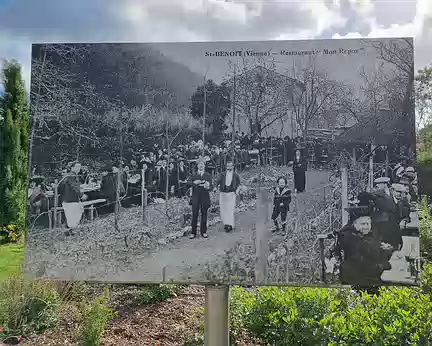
[25,168,331,282]
[110,169,331,282]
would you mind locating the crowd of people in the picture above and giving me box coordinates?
[27,127,425,287]
[326,162,419,286]
[27,131,418,241]
[27,134,313,215]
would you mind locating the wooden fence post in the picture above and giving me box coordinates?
[341,166,349,225]
[53,179,58,228]
[368,143,375,191]
[319,237,326,283]
[323,185,326,206]
[385,148,390,177]
[255,188,271,285]
[115,171,120,230]
[141,169,147,222]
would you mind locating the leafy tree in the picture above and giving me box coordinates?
[190,79,230,136]
[0,61,29,232]
[416,66,432,127]
[417,66,432,200]
[417,66,432,161]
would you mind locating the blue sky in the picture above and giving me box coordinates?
[0,0,431,89]
[0,0,10,8]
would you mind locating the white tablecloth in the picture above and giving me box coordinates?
[381,235,420,284]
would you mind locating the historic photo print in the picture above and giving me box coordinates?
[24,38,419,287]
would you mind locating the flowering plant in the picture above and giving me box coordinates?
[0,224,20,243]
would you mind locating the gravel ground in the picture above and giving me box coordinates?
[21,285,261,346]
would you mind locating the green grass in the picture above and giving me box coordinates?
[0,242,24,282]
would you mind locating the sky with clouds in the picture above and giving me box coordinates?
[0,0,431,90]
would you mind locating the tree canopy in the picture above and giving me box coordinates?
[190,79,231,136]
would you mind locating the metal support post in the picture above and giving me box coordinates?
[204,285,230,346]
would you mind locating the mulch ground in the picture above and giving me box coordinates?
[20,285,261,346]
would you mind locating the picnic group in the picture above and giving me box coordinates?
[27,132,417,242]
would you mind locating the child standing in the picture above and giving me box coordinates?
[272,177,292,232]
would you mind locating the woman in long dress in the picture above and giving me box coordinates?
[293,149,307,193]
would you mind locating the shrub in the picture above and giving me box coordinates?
[54,281,88,303]
[231,280,432,346]
[320,286,432,345]
[420,198,432,261]
[421,261,432,296]
[183,335,204,346]
[0,274,59,337]
[136,284,184,305]
[235,286,338,345]
[229,286,255,343]
[0,224,20,244]
[78,287,116,346]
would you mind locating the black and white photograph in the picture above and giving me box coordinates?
[24,38,419,287]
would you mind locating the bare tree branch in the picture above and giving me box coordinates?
[225,56,294,135]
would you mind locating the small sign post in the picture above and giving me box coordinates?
[204,285,230,346]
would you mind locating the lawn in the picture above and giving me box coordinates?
[0,242,24,282]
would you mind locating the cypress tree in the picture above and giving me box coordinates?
[0,82,5,227]
[0,61,29,233]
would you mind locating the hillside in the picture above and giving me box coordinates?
[30,43,203,110]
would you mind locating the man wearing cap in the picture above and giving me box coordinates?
[392,163,405,183]
[374,177,391,196]
[188,158,212,239]
[400,170,418,203]
[215,158,241,232]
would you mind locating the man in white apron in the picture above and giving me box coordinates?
[215,159,241,232]
[61,162,85,235]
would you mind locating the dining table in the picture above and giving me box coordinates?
[381,234,420,285]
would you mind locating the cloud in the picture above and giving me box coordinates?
[0,0,430,89]
[329,0,432,69]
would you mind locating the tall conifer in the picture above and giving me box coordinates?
[0,61,29,232]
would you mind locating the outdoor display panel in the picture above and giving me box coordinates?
[24,38,419,287]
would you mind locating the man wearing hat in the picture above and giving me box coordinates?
[188,157,213,239]
[176,158,189,197]
[99,164,118,214]
[334,207,392,286]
